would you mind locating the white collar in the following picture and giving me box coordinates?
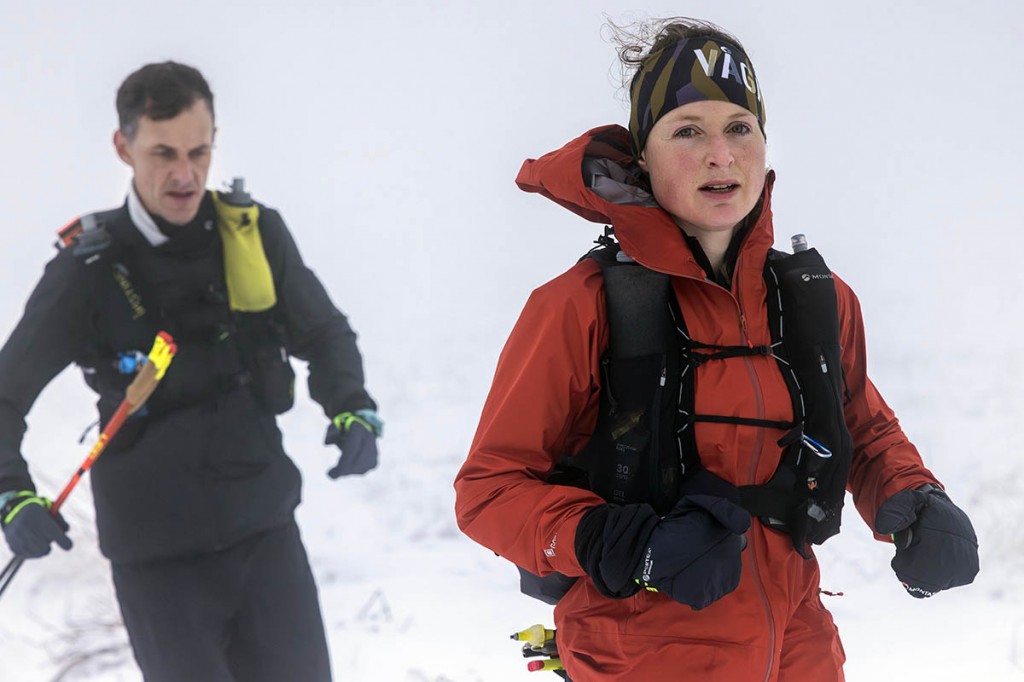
[126,183,169,247]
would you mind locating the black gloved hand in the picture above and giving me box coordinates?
[874,484,979,598]
[632,488,751,609]
[574,470,751,609]
[1,491,72,558]
[324,410,382,478]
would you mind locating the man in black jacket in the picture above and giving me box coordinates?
[0,61,380,681]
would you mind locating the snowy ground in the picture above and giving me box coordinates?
[2,300,1023,682]
[2,1,1023,680]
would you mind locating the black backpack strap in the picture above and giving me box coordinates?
[575,244,685,514]
[739,247,853,557]
[56,209,126,267]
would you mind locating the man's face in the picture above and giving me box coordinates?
[113,100,215,225]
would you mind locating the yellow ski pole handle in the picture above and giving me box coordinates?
[124,331,176,413]
[511,624,555,648]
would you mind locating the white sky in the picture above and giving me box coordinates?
[1,1,1023,680]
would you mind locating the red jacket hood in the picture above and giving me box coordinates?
[516,124,777,280]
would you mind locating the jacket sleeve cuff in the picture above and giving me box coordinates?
[0,477,34,497]
[574,502,659,598]
[873,477,944,542]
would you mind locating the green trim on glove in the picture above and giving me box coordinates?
[331,409,383,437]
[1,491,53,527]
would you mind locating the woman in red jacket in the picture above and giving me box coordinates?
[454,18,978,681]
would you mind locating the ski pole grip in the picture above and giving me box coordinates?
[125,332,177,413]
[147,331,176,378]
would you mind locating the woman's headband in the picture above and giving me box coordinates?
[629,36,766,154]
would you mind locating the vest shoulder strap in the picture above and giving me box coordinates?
[55,208,122,262]
[586,244,673,359]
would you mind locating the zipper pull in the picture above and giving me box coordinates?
[659,366,667,387]
[819,353,828,373]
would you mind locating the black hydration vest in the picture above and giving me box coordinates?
[58,206,296,425]
[520,237,853,604]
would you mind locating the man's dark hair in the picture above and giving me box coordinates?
[116,61,214,140]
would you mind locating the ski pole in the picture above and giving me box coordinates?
[0,332,177,599]
[512,624,556,648]
[527,658,565,672]
[513,623,559,657]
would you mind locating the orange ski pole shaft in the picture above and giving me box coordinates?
[51,332,177,513]
[1,332,176,601]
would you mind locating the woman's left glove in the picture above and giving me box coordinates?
[874,484,979,598]
[324,409,383,478]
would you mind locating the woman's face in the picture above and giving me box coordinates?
[638,100,767,238]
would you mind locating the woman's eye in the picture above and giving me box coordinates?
[728,122,753,135]
[673,127,696,138]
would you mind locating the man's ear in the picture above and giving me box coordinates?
[113,130,133,166]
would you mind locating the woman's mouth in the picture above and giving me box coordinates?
[700,182,739,194]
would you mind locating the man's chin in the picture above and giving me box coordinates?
[158,204,201,226]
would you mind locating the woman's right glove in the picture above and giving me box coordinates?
[574,470,751,610]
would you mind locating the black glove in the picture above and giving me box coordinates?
[1,491,72,558]
[632,488,751,609]
[575,470,751,609]
[324,409,382,478]
[874,484,979,598]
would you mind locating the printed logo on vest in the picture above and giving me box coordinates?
[112,263,146,320]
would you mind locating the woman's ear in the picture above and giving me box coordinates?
[636,151,648,172]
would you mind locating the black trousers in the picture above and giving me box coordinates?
[111,520,332,681]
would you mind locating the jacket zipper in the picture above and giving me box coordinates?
[673,271,779,680]
[734,299,777,682]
